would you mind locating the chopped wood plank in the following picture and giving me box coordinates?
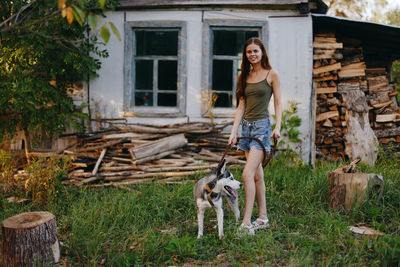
[313,42,343,49]
[314,37,337,43]
[341,62,366,71]
[79,139,124,152]
[132,149,176,165]
[313,75,338,82]
[366,68,386,74]
[317,87,337,94]
[129,134,188,160]
[371,100,393,109]
[102,132,145,139]
[316,111,339,122]
[313,63,341,75]
[338,69,365,79]
[323,119,333,127]
[92,149,107,176]
[376,114,398,122]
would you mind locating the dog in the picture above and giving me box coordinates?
[194,159,242,239]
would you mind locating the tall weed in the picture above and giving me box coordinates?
[24,156,71,206]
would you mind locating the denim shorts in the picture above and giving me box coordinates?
[238,118,271,152]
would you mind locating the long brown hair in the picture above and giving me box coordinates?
[236,37,272,100]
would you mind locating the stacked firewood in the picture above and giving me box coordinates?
[366,68,400,149]
[314,33,400,158]
[313,33,346,159]
[64,121,245,187]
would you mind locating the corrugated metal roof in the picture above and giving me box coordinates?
[312,14,400,60]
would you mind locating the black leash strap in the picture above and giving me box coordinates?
[218,136,278,168]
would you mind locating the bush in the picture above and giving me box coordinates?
[0,150,23,198]
[24,156,71,206]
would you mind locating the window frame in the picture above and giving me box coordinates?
[124,21,187,117]
[202,20,268,117]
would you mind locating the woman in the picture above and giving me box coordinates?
[228,37,282,235]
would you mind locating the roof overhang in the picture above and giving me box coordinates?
[118,0,327,14]
[312,14,400,61]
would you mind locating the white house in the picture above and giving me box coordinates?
[87,0,400,164]
[88,0,328,163]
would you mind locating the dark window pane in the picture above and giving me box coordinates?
[136,31,178,56]
[212,60,232,91]
[135,92,153,106]
[158,93,177,107]
[213,30,259,55]
[214,93,232,108]
[158,61,177,91]
[135,60,153,89]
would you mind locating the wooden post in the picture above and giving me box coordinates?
[2,211,60,266]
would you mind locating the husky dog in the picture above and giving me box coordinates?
[194,159,242,239]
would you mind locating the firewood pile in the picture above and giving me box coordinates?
[313,33,400,159]
[366,68,400,149]
[64,121,245,187]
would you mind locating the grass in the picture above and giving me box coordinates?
[1,151,400,266]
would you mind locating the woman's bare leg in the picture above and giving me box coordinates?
[242,148,264,225]
[254,164,268,220]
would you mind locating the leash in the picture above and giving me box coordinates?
[206,136,278,207]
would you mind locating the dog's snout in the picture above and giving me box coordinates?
[239,183,242,188]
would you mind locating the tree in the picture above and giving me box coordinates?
[0,0,119,159]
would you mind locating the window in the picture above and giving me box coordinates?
[202,21,267,116]
[124,22,186,116]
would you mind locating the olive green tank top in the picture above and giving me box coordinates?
[244,79,273,122]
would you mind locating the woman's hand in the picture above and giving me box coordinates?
[270,128,281,140]
[228,133,237,145]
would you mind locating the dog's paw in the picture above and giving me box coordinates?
[197,234,203,239]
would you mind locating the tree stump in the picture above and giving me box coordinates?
[328,171,383,211]
[1,211,60,266]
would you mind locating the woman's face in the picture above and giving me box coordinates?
[246,43,263,65]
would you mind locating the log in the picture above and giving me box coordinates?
[338,68,365,79]
[328,171,383,211]
[317,87,337,94]
[92,148,107,175]
[373,127,400,138]
[313,42,343,49]
[313,75,338,82]
[376,114,398,122]
[2,211,60,266]
[341,89,378,165]
[313,63,341,75]
[129,133,188,160]
[316,111,339,122]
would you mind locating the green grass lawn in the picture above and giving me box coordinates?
[1,153,399,266]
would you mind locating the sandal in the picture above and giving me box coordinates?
[237,223,255,236]
[251,218,270,230]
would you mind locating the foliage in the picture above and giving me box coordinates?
[24,156,71,206]
[2,152,399,266]
[272,101,302,151]
[0,150,23,197]
[0,0,119,145]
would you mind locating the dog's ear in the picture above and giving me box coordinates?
[216,159,226,176]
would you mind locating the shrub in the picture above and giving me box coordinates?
[24,156,71,206]
[0,150,23,197]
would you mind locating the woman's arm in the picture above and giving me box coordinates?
[270,70,282,139]
[228,97,245,145]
